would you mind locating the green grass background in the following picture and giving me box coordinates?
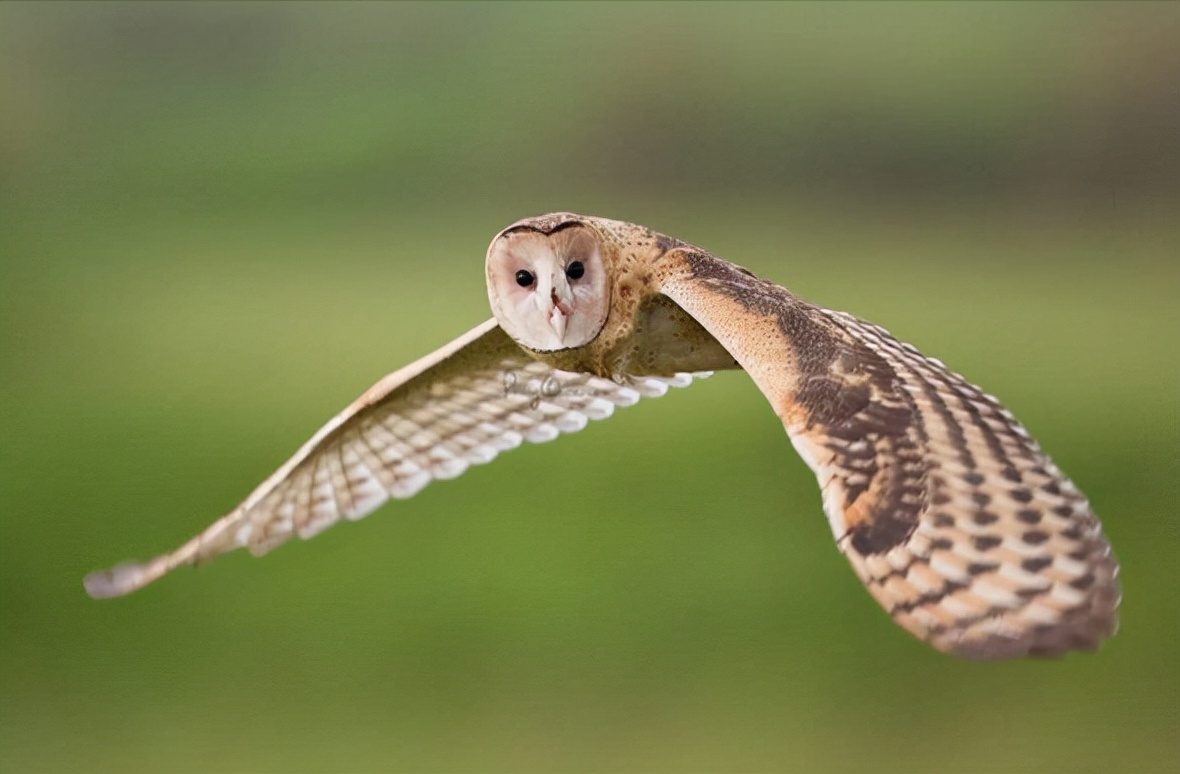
[2,3,1177,772]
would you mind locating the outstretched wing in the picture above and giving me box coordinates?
[660,249,1119,659]
[85,319,705,599]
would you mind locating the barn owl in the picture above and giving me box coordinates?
[84,213,1120,660]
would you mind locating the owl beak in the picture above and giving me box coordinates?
[548,287,572,342]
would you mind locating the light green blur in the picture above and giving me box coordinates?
[1,3,1177,773]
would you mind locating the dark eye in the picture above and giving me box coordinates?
[565,261,585,280]
[515,269,535,287]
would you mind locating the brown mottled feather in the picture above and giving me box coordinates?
[659,246,1119,659]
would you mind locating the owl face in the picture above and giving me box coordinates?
[485,224,610,351]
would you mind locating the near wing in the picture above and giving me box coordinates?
[660,249,1119,659]
[85,319,705,599]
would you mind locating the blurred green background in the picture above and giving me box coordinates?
[2,3,1178,772]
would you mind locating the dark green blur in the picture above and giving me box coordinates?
[2,3,1177,772]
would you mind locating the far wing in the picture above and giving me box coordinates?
[659,249,1119,659]
[85,319,705,598]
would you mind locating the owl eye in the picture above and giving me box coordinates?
[515,270,535,287]
[565,261,585,280]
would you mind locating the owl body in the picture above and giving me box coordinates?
[85,212,1119,660]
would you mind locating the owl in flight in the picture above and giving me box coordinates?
[85,213,1120,659]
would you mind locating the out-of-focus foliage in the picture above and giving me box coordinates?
[1,3,1177,773]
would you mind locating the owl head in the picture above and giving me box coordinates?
[485,215,611,352]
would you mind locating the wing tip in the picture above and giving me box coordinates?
[83,560,159,599]
[928,604,1120,661]
[938,628,1119,661]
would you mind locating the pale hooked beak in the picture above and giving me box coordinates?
[548,287,573,343]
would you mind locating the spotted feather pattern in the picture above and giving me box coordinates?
[84,320,705,599]
[661,244,1118,659]
[815,310,1120,658]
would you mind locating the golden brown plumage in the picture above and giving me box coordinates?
[84,213,1119,660]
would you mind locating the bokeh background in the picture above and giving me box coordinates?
[2,3,1178,772]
